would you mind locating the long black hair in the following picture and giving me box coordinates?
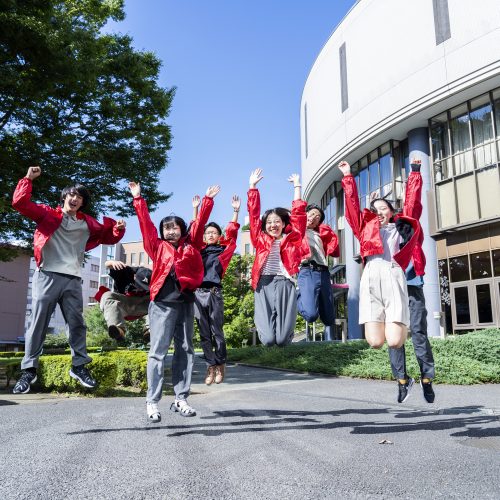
[158,215,188,240]
[261,207,290,232]
[60,185,90,210]
[370,198,397,222]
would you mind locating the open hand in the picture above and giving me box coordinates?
[287,173,301,187]
[129,182,141,198]
[192,195,200,208]
[115,219,126,231]
[231,195,241,211]
[249,168,263,188]
[206,185,221,198]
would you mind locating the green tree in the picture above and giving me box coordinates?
[0,0,174,260]
[221,254,256,348]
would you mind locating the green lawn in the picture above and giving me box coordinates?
[227,329,500,385]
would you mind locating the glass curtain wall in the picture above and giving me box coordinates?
[430,89,500,229]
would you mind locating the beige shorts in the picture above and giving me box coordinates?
[358,258,410,326]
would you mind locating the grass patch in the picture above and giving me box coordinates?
[227,329,500,385]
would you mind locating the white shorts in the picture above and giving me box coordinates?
[358,258,410,326]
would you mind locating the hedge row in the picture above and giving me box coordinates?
[2,350,149,396]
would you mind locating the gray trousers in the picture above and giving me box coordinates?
[389,285,436,379]
[22,269,91,370]
[147,300,194,403]
[100,291,150,330]
[194,287,226,366]
[254,275,297,347]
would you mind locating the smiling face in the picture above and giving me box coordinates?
[372,200,394,226]
[265,213,285,239]
[204,226,221,245]
[306,208,322,229]
[162,221,183,246]
[62,190,84,216]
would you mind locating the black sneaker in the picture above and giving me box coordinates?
[108,325,125,341]
[69,365,97,389]
[12,369,37,394]
[397,377,414,403]
[421,379,435,403]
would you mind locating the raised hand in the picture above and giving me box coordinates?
[287,173,301,188]
[338,161,351,176]
[26,166,42,180]
[106,260,126,270]
[249,168,263,188]
[231,195,241,211]
[115,219,126,231]
[192,195,201,209]
[206,185,221,198]
[129,181,141,198]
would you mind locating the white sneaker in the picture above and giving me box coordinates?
[147,402,161,423]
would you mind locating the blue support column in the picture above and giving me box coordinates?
[344,222,362,339]
[407,127,441,338]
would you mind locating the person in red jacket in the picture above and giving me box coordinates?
[192,195,240,385]
[12,166,126,394]
[338,160,423,351]
[129,180,219,423]
[298,204,339,340]
[247,168,307,346]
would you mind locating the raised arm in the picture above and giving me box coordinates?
[129,181,160,258]
[288,173,302,201]
[218,196,241,274]
[190,185,219,249]
[230,195,240,223]
[192,195,200,221]
[12,166,51,222]
[403,159,423,220]
[338,161,363,241]
[247,169,264,246]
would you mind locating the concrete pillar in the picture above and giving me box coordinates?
[344,222,362,339]
[407,127,441,338]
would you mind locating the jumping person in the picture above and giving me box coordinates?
[247,168,306,346]
[338,160,423,354]
[298,204,339,340]
[97,260,152,342]
[192,195,240,385]
[388,159,436,403]
[129,180,219,423]
[12,166,126,394]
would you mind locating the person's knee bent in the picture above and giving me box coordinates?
[367,338,385,349]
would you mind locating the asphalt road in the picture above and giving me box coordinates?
[1,357,499,499]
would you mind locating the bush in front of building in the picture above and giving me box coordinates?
[105,350,148,390]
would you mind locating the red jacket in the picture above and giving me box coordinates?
[12,177,125,267]
[300,223,340,261]
[134,195,213,301]
[342,174,424,273]
[247,188,307,290]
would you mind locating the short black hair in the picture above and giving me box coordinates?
[60,185,90,210]
[370,198,396,213]
[261,207,291,232]
[205,222,222,236]
[159,216,188,240]
[306,204,325,224]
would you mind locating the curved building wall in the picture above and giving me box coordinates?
[301,0,500,338]
[302,0,500,201]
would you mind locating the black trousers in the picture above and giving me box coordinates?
[194,287,226,366]
[389,285,435,379]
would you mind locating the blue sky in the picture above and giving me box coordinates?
[104,0,356,243]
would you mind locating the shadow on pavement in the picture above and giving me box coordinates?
[65,405,498,440]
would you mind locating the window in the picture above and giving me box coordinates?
[430,88,500,229]
[139,252,145,265]
[453,286,471,325]
[130,253,136,265]
[432,0,451,45]
[493,249,500,276]
[244,243,250,255]
[88,297,97,304]
[449,255,470,282]
[89,280,98,288]
[91,264,99,273]
[470,251,492,280]
[475,283,493,323]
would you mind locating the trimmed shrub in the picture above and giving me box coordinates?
[38,354,117,396]
[105,350,148,390]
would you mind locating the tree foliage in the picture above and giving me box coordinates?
[0,0,175,260]
[222,254,255,348]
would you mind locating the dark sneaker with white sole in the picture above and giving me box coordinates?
[397,377,414,403]
[421,379,435,403]
[12,369,37,394]
[69,365,97,389]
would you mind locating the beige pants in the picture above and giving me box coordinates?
[359,259,410,326]
[100,291,150,330]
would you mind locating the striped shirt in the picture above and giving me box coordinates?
[261,239,284,276]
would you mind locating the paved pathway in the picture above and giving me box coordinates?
[1,357,499,499]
